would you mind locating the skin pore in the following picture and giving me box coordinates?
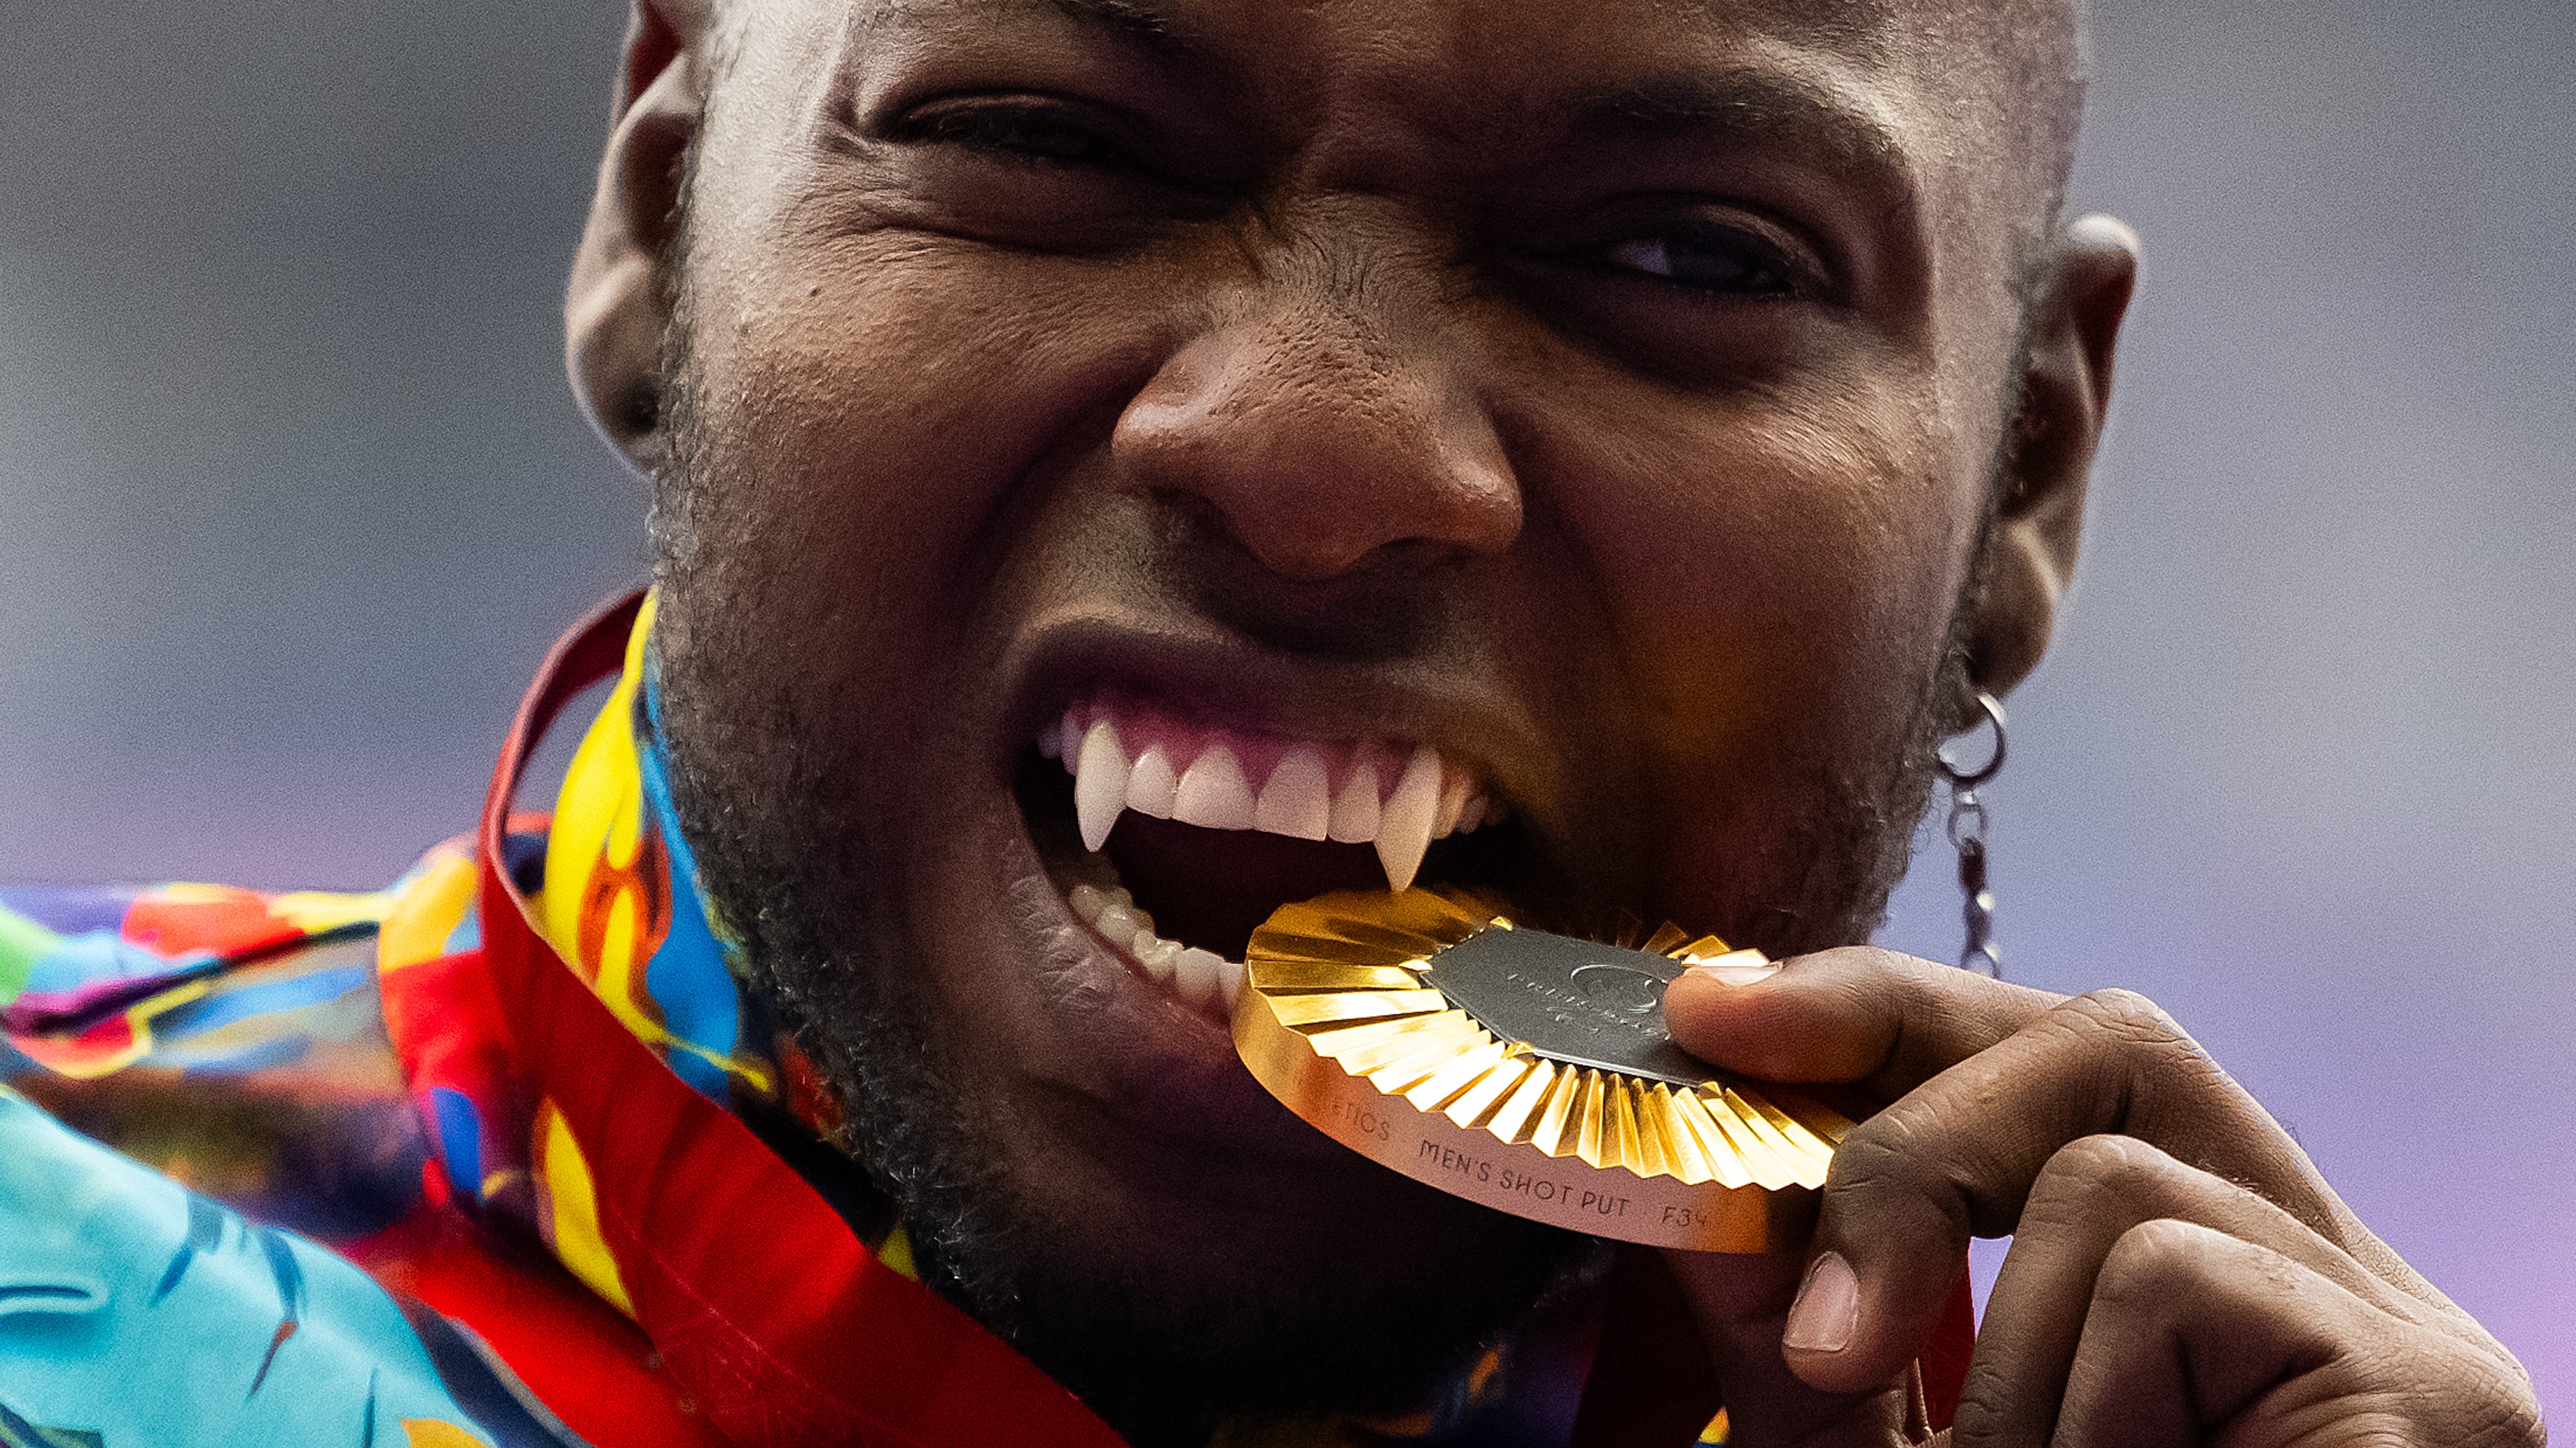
[573,0,2124,1439]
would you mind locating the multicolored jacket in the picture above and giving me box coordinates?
[0,594,1968,1447]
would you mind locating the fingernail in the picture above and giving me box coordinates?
[1684,952,1780,987]
[1782,1251,1860,1354]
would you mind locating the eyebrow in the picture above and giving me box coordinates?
[1048,0,1171,37]
[1042,0,1202,58]
[1540,71,1912,185]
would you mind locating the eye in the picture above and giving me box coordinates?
[1499,201,1847,385]
[894,100,1129,169]
[1599,223,1808,299]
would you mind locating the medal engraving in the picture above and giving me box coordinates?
[1423,927,1709,1088]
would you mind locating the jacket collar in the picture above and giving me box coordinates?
[475,590,1124,1448]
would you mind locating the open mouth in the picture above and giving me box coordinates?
[1014,698,1526,1026]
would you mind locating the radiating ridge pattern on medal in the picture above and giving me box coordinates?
[1236,890,1851,1220]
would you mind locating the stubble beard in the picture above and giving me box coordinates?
[642,303,1969,1446]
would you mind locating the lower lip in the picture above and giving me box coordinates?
[991,844,1359,1162]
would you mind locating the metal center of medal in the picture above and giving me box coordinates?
[1424,927,1715,1089]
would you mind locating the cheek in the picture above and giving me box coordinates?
[685,256,1127,579]
[1511,374,1977,811]
[668,229,1180,683]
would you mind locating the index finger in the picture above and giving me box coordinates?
[1662,945,2063,1102]
[1668,949,2377,1403]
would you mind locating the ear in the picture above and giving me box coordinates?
[1960,213,2140,705]
[566,0,714,474]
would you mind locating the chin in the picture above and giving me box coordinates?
[649,608,1633,1433]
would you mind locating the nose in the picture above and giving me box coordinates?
[1112,264,1522,582]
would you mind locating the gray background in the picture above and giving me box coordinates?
[4,0,2569,1419]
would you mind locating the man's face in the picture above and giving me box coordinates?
[647,0,2053,1428]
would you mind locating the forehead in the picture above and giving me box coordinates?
[831,0,1948,142]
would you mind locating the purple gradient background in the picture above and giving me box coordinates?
[3,0,2567,1419]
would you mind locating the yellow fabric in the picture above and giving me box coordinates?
[534,1096,638,1319]
[377,852,480,976]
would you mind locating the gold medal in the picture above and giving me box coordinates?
[1232,889,1852,1252]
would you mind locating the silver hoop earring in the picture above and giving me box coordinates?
[1937,692,2008,978]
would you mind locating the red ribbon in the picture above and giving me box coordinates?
[475,591,1125,1448]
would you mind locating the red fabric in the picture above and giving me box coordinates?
[121,887,299,958]
[1918,1274,1977,1433]
[475,592,1126,1448]
[349,1198,730,1447]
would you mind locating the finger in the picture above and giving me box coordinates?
[1956,1135,2437,1448]
[2052,1221,2542,1448]
[1664,947,2061,1101]
[1781,988,2349,1395]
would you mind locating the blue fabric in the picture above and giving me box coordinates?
[0,1087,559,1447]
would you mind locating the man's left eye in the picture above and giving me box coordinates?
[902,105,1127,168]
[1599,228,1804,298]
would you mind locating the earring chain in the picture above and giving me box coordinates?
[1937,692,2007,978]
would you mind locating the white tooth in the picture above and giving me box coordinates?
[1067,883,1107,924]
[1433,767,1470,838]
[1455,796,1486,834]
[1037,726,1061,760]
[1216,957,1246,1014]
[1174,947,1226,1009]
[1253,747,1332,841]
[1171,745,1257,830]
[1058,710,1084,773]
[1075,719,1131,852]
[1376,746,1442,892]
[1096,900,1142,943]
[1105,885,1134,910]
[1134,935,1181,984]
[1327,760,1381,844]
[1126,745,1179,818]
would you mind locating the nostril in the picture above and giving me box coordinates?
[1113,318,1522,584]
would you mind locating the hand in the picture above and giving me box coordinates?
[1654,947,2543,1447]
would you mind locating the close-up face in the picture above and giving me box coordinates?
[629,0,2098,1427]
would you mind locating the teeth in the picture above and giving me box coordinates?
[1074,719,1132,852]
[1126,745,1179,818]
[1054,706,1499,892]
[1051,707,1511,1022]
[1171,745,1257,830]
[1376,746,1443,893]
[1327,761,1381,844]
[1433,767,1470,838]
[1096,897,1148,943]
[1174,946,1223,1010]
[1068,877,1211,1003]
[1133,934,1182,984]
[1253,747,1332,841]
